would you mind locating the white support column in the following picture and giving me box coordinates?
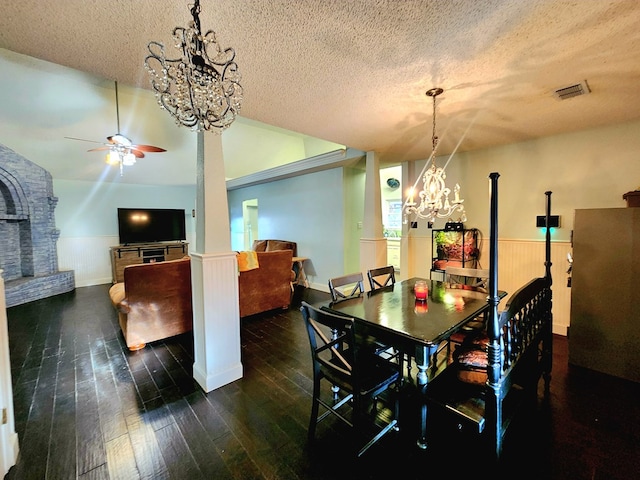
[191,132,243,392]
[401,160,416,279]
[360,151,387,278]
[0,271,19,477]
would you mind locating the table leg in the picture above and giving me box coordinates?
[292,259,309,288]
[414,343,439,449]
[298,261,309,287]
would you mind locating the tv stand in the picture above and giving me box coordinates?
[110,242,189,283]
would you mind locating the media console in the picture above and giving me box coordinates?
[110,242,189,283]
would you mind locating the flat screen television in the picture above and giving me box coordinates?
[117,208,186,244]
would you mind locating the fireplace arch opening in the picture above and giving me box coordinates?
[1,144,74,307]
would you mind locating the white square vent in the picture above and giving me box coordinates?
[554,80,591,100]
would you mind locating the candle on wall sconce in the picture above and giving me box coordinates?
[414,280,428,301]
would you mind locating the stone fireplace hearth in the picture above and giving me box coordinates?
[1,144,74,307]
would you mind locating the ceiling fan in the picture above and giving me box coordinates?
[65,80,166,175]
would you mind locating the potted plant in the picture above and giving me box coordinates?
[434,231,449,260]
[433,230,455,270]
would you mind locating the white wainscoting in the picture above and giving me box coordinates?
[56,235,573,335]
[57,236,118,287]
[478,239,572,336]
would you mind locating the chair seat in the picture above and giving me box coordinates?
[453,339,489,385]
[455,347,488,369]
[355,354,401,396]
[322,351,401,397]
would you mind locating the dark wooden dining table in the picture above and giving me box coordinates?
[320,277,507,449]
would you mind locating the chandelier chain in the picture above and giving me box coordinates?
[432,90,438,153]
[403,87,466,226]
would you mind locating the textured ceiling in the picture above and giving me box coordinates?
[1,0,640,185]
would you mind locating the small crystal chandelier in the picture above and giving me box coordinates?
[403,88,466,226]
[144,0,243,133]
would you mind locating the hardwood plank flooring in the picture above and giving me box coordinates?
[4,284,640,479]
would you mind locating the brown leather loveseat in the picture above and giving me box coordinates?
[108,256,193,351]
[238,249,294,317]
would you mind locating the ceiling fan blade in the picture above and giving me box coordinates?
[64,136,105,145]
[130,149,146,158]
[132,145,166,153]
[87,146,111,152]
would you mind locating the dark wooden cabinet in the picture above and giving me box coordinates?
[110,242,189,283]
[569,208,640,383]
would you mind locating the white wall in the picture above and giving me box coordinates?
[343,166,366,274]
[399,119,640,245]
[457,120,640,241]
[53,179,196,286]
[222,121,306,179]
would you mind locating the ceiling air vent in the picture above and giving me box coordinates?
[554,80,590,100]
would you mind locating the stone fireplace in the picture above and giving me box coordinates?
[1,144,75,307]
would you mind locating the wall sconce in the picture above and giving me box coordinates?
[536,215,560,228]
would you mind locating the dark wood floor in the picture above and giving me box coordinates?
[4,284,640,480]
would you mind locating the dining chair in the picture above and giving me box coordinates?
[300,301,400,457]
[332,271,405,376]
[367,265,396,290]
[366,265,413,378]
[444,266,490,290]
[445,266,491,361]
[328,272,365,302]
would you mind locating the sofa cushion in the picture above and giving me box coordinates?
[252,239,298,256]
[109,282,125,305]
[265,240,296,253]
[252,239,268,252]
[108,282,129,312]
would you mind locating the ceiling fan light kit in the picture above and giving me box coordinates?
[107,149,136,168]
[66,81,166,176]
[144,0,243,133]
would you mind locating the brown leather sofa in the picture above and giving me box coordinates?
[239,249,293,317]
[108,257,193,351]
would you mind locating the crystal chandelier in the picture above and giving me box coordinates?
[403,88,466,226]
[144,0,243,133]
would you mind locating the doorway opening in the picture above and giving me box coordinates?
[380,165,402,273]
[242,199,258,250]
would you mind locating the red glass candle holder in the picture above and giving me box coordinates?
[414,280,428,301]
[414,300,429,314]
